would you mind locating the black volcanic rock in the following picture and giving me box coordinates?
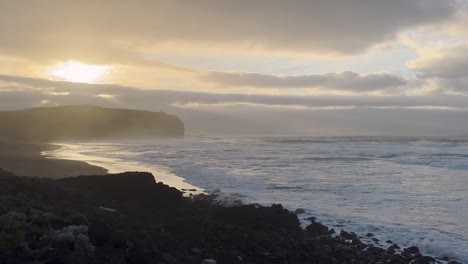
[305,218,329,235]
[0,105,184,141]
[340,230,357,240]
[404,245,420,254]
[0,171,459,264]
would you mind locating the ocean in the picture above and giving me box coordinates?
[46,136,468,263]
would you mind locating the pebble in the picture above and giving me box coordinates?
[201,259,217,264]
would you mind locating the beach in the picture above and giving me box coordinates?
[0,140,107,178]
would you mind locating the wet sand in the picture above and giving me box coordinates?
[46,142,205,194]
[0,140,202,194]
[0,140,107,178]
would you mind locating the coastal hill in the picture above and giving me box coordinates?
[0,105,184,142]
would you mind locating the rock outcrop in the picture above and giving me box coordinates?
[0,105,184,141]
[0,169,455,264]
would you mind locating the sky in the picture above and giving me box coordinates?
[2,0,468,135]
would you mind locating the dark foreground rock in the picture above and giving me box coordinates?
[0,169,452,264]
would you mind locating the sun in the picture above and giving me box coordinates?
[49,60,109,83]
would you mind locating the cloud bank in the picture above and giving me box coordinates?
[2,74,468,135]
[201,71,407,93]
[0,0,456,65]
[2,74,467,110]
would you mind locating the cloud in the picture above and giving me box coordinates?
[407,44,468,94]
[3,74,468,135]
[409,45,468,79]
[200,71,407,92]
[0,0,456,65]
[1,74,467,110]
[431,78,468,94]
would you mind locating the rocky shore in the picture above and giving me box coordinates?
[0,169,461,264]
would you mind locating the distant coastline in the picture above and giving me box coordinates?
[0,105,185,178]
[0,105,185,142]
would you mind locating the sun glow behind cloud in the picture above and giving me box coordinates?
[49,61,109,83]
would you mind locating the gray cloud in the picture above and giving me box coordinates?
[433,78,468,93]
[200,71,407,92]
[0,0,456,63]
[408,45,468,94]
[3,74,468,135]
[411,45,468,79]
[1,74,467,110]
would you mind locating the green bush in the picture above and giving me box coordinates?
[0,216,29,250]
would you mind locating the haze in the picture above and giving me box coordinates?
[2,0,468,135]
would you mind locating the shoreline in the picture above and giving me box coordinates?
[43,142,204,195]
[0,140,202,194]
[0,140,107,178]
[0,140,465,263]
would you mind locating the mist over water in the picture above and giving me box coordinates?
[51,136,468,262]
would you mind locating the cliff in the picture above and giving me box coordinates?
[0,105,184,142]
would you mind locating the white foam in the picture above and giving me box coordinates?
[43,143,204,195]
[42,137,468,263]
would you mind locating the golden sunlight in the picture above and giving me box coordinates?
[49,61,109,83]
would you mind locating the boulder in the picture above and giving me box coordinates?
[404,246,420,254]
[306,220,329,235]
[294,208,305,214]
[339,230,356,240]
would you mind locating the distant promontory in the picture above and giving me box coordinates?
[0,105,184,142]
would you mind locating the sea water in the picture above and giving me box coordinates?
[46,136,468,263]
